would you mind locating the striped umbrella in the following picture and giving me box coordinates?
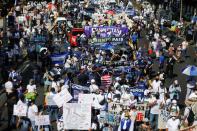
[182,65,197,76]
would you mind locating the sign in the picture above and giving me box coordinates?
[88,37,124,44]
[108,103,129,114]
[63,103,91,130]
[135,104,146,121]
[84,26,129,38]
[13,104,28,116]
[53,88,72,107]
[129,84,146,97]
[35,115,50,126]
[158,109,170,129]
[46,95,56,106]
[78,94,94,104]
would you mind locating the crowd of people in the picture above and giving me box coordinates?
[0,0,197,131]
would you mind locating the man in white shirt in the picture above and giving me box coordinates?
[149,94,162,130]
[4,79,13,93]
[151,76,161,93]
[166,116,180,131]
[28,100,38,131]
[89,79,99,93]
[26,79,36,93]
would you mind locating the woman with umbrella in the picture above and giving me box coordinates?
[182,65,197,99]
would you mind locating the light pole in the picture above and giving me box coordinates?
[180,0,183,21]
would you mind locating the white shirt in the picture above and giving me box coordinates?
[150,99,162,114]
[89,84,99,93]
[28,104,38,121]
[5,81,13,93]
[27,84,36,93]
[166,118,180,131]
[151,80,161,93]
[189,92,197,99]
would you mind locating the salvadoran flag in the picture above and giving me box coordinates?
[50,52,68,65]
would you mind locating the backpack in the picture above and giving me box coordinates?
[187,107,195,125]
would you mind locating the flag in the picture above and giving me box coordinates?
[50,52,68,65]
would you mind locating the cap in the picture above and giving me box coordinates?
[91,79,95,83]
[55,63,59,67]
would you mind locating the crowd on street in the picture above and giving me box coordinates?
[0,0,197,131]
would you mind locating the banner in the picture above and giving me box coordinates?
[135,104,146,121]
[84,26,128,38]
[88,37,124,44]
[158,109,170,129]
[98,111,120,126]
[63,103,91,130]
[35,115,50,126]
[53,88,72,107]
[71,84,90,101]
[13,104,28,116]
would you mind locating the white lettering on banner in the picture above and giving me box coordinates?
[13,104,28,116]
[46,95,56,106]
[53,88,72,107]
[35,115,50,126]
[63,103,91,130]
[158,110,170,129]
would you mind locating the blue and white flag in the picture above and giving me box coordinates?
[50,52,68,65]
[72,84,89,91]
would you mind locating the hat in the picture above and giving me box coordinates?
[124,111,130,117]
[55,63,59,67]
[172,100,177,104]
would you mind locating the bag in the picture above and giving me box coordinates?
[187,107,195,125]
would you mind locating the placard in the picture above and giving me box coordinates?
[63,103,91,130]
[158,109,170,129]
[108,103,122,114]
[53,88,72,107]
[13,104,28,116]
[135,104,146,121]
[35,115,50,126]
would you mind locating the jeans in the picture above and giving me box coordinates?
[47,106,59,121]
[150,113,158,131]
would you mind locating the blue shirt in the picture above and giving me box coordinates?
[159,55,165,63]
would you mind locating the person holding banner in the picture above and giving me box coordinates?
[27,100,38,131]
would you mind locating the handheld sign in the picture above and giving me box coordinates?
[63,103,91,130]
[13,104,28,116]
[158,109,170,129]
[35,115,50,126]
[53,88,72,107]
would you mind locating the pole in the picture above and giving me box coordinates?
[180,0,183,21]
[3,16,7,46]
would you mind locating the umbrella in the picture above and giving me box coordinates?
[47,3,56,10]
[105,10,115,15]
[182,65,197,76]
